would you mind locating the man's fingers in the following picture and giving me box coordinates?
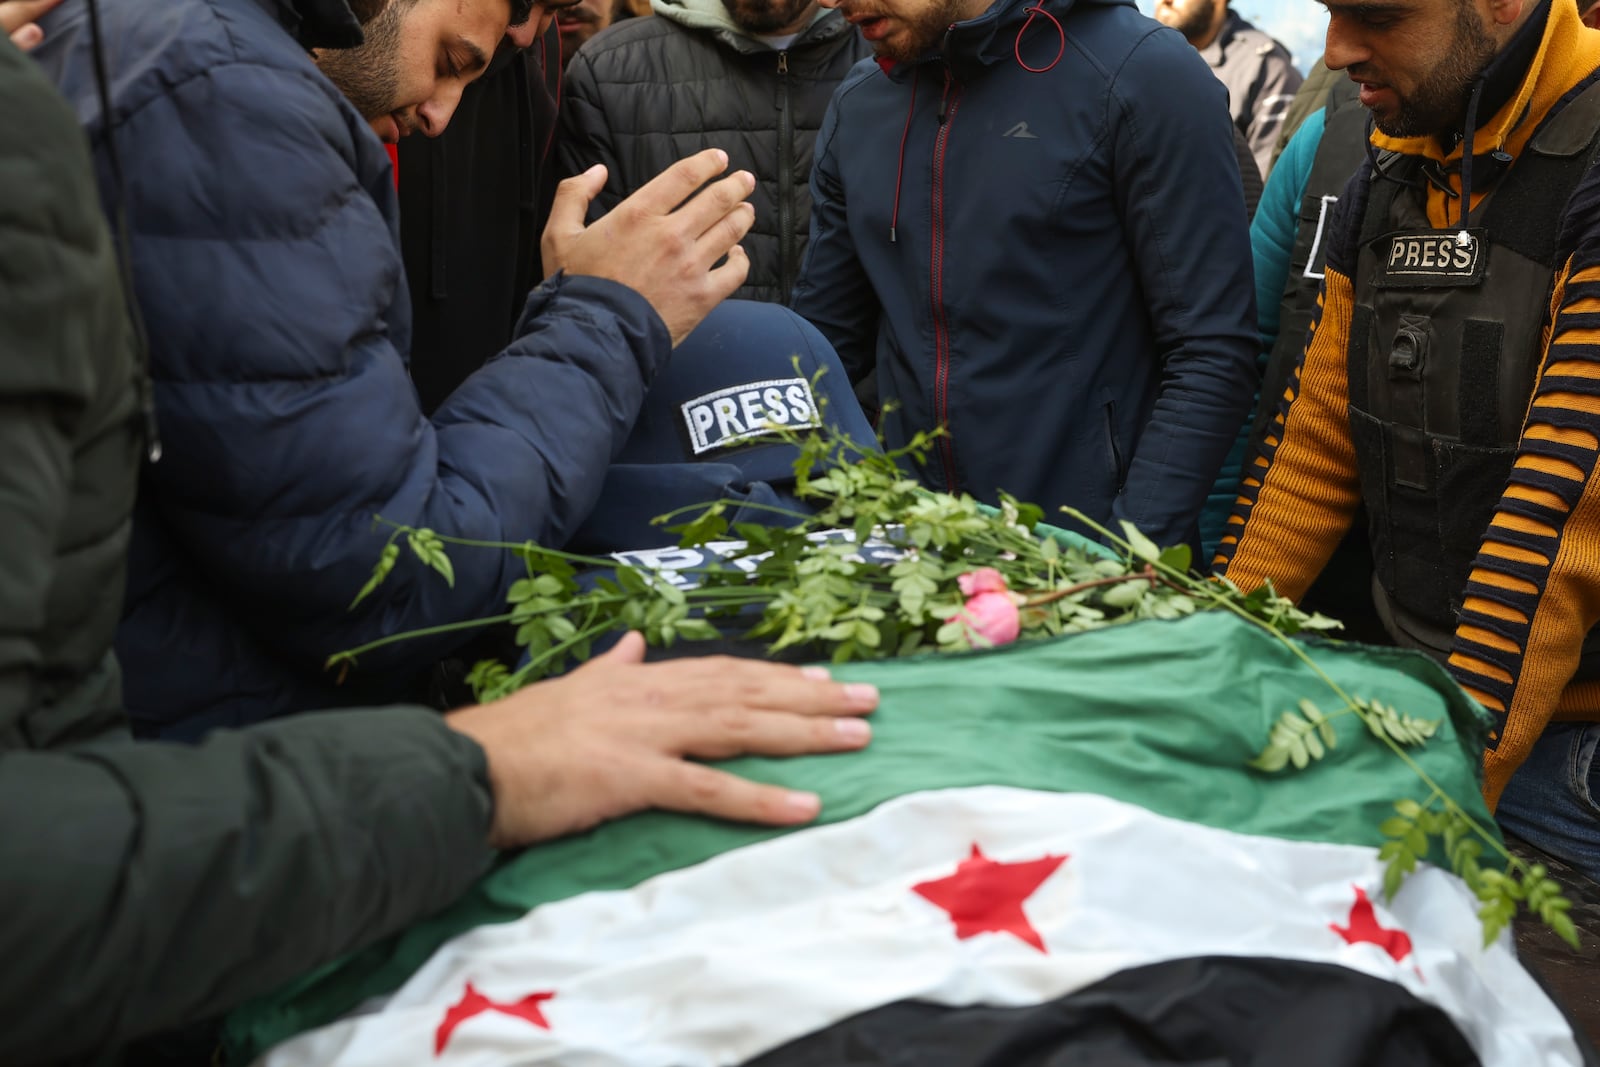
[691,203,756,270]
[674,171,756,246]
[654,762,824,826]
[691,245,751,317]
[0,0,60,34]
[626,148,731,215]
[678,706,873,761]
[10,22,41,48]
[543,165,607,243]
[661,657,880,717]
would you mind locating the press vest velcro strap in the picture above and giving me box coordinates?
[1459,319,1505,445]
[1347,304,1375,410]
[1374,229,1487,288]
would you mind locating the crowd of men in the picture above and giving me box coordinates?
[3,0,1599,1059]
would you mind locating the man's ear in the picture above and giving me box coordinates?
[1486,0,1526,29]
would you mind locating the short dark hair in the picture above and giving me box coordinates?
[349,0,535,30]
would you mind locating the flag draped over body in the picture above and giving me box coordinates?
[226,614,1597,1067]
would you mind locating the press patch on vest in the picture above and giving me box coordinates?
[1375,229,1487,288]
[681,377,820,456]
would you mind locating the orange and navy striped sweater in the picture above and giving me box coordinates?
[1216,0,1600,807]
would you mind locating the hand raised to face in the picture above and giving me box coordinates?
[541,149,757,346]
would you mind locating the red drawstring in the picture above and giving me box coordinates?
[890,69,919,243]
[1013,5,1064,73]
[541,29,564,165]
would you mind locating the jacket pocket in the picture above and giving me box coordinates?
[1103,398,1127,492]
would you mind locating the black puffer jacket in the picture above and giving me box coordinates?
[557,0,869,303]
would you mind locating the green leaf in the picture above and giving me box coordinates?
[1378,817,1413,838]
[1298,699,1337,748]
[1101,581,1145,609]
[1118,521,1161,563]
[1158,544,1192,574]
[1383,847,1417,901]
[675,618,721,641]
[349,543,398,609]
[427,547,455,589]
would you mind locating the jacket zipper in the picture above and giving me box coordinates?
[777,50,796,299]
[930,64,962,492]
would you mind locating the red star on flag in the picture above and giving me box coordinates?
[434,982,555,1056]
[1331,886,1413,963]
[912,843,1069,953]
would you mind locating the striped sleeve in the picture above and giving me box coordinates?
[1453,255,1600,807]
[1213,261,1364,600]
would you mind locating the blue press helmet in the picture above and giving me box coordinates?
[566,300,880,554]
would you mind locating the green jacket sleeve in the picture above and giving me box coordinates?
[0,711,497,1063]
[0,38,498,1064]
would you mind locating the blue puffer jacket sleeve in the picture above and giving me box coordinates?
[39,1,669,728]
[1198,110,1326,559]
[1106,28,1260,549]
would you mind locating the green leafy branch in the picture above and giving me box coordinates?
[330,380,1578,951]
[1062,508,1578,951]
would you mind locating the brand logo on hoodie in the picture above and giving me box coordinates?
[681,377,820,456]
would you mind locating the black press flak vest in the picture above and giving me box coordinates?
[1346,78,1600,667]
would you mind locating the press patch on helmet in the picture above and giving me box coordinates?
[680,377,820,456]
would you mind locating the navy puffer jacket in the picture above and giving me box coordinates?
[792,0,1258,548]
[34,0,672,737]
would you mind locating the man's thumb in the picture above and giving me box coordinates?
[546,164,607,235]
[599,630,648,664]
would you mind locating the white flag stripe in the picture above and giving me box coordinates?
[260,787,1584,1067]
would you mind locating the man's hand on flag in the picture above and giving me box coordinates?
[446,632,878,848]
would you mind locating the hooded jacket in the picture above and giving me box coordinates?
[791,0,1259,548]
[401,28,564,414]
[32,0,672,737]
[557,0,870,303]
[0,34,495,1063]
[1217,0,1600,807]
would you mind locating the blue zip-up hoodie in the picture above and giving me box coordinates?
[791,0,1259,547]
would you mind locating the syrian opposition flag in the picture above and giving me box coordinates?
[228,615,1597,1067]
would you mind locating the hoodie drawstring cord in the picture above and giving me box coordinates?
[1013,5,1064,73]
[1457,75,1488,231]
[890,69,919,242]
[541,31,564,165]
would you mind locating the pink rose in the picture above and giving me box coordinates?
[957,567,1008,597]
[952,591,1021,647]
